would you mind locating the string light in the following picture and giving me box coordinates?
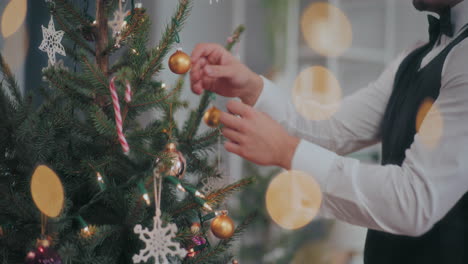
[161,83,166,89]
[96,172,106,191]
[201,210,226,222]
[203,203,213,211]
[137,181,151,206]
[194,197,212,212]
[77,216,90,236]
[195,191,205,199]
[185,185,206,199]
[142,193,151,205]
[165,176,186,192]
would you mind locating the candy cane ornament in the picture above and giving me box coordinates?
[109,77,130,154]
[125,80,132,103]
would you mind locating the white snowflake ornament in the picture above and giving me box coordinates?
[39,16,66,66]
[133,209,186,263]
[108,8,127,38]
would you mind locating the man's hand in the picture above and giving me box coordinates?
[190,43,263,106]
[220,100,300,169]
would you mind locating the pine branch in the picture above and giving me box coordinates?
[0,53,22,106]
[52,9,95,55]
[79,54,109,93]
[128,84,181,108]
[139,0,192,81]
[171,177,256,216]
[53,0,92,27]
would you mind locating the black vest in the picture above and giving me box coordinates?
[364,28,468,264]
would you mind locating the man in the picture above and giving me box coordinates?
[190,0,468,263]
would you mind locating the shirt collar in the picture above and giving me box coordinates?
[451,0,468,35]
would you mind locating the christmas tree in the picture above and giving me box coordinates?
[0,0,254,263]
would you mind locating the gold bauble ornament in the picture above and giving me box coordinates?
[232,260,239,264]
[203,106,222,128]
[168,49,191,74]
[157,143,186,179]
[210,212,235,239]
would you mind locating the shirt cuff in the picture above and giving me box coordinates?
[253,76,288,122]
[291,139,338,190]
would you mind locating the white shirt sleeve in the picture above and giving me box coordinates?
[255,55,405,156]
[254,40,468,237]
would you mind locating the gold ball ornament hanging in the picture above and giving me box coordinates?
[203,106,222,128]
[232,260,239,264]
[157,143,187,179]
[169,49,192,74]
[210,212,235,239]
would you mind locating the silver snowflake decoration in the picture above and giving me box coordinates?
[108,7,127,38]
[133,209,186,263]
[39,16,66,66]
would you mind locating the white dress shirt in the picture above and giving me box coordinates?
[254,1,468,237]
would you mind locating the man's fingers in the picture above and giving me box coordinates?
[226,100,252,118]
[191,43,224,62]
[224,141,242,156]
[204,64,235,79]
[219,112,243,130]
[190,58,207,83]
[192,81,203,95]
[222,127,244,144]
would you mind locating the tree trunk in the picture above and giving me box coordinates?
[95,0,109,75]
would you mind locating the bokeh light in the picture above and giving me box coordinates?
[416,98,443,149]
[301,2,352,57]
[292,66,342,121]
[30,165,65,218]
[2,23,29,71]
[266,170,322,230]
[1,0,28,38]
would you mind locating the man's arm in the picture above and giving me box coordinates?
[219,40,468,236]
[254,55,405,155]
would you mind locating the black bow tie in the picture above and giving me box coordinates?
[428,8,454,44]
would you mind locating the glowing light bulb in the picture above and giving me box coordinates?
[97,172,103,182]
[142,193,150,205]
[203,203,213,211]
[195,191,205,199]
[161,83,166,89]
[177,184,186,192]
